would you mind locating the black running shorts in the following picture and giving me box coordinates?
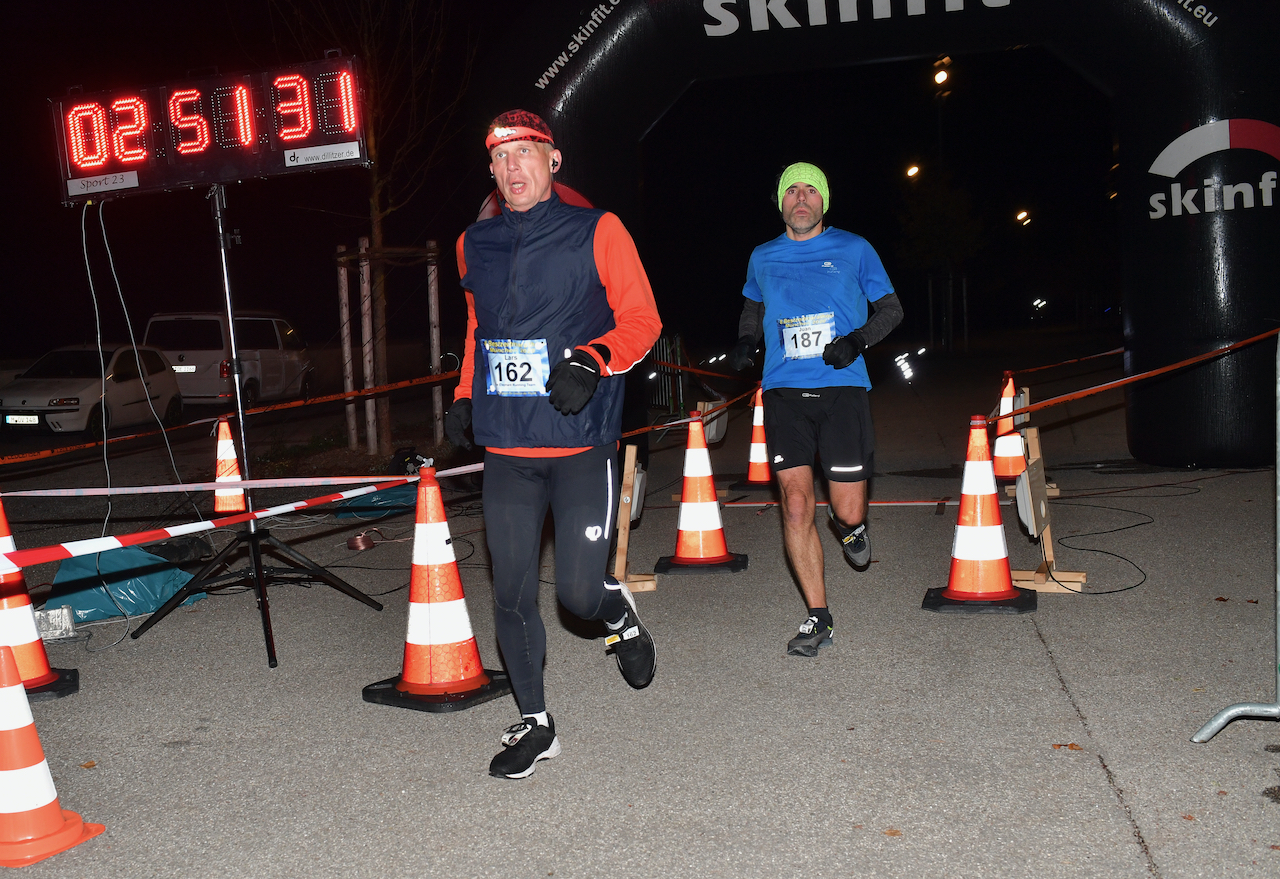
[762,386,875,482]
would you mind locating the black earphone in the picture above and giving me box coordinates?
[551,159,560,171]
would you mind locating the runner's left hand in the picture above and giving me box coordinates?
[822,334,864,369]
[546,348,601,415]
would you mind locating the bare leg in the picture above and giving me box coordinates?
[775,465,826,608]
[827,479,868,530]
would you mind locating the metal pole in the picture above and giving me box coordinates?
[336,246,358,451]
[426,240,443,446]
[927,277,934,349]
[208,185,253,512]
[1192,338,1280,741]
[358,237,377,455]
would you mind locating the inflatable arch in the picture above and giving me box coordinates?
[469,0,1279,467]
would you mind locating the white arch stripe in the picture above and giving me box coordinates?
[0,762,59,814]
[682,448,713,478]
[678,500,723,532]
[405,598,473,646]
[0,605,40,646]
[952,524,1008,561]
[961,460,997,496]
[0,683,34,732]
[1149,120,1230,177]
[412,522,456,566]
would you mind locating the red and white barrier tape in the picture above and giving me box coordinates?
[0,461,487,569]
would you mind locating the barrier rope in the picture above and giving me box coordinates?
[992,327,1280,426]
[0,462,485,568]
[0,370,460,467]
[1010,347,1124,376]
[622,384,758,439]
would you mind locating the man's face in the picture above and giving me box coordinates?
[780,181,825,241]
[489,140,560,212]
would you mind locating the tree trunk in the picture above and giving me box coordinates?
[366,123,393,457]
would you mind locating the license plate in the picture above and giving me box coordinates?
[5,415,39,425]
[173,365,196,373]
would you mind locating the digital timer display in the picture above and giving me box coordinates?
[51,56,368,204]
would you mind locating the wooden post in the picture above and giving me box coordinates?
[358,237,377,455]
[336,246,358,451]
[1010,426,1087,593]
[426,240,443,446]
[614,444,656,592]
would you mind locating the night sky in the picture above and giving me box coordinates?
[6,4,1118,366]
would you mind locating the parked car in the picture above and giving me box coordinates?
[143,311,312,407]
[0,344,182,433]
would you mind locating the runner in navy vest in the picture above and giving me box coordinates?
[728,162,903,657]
[446,110,662,779]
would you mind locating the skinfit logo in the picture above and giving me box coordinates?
[1148,119,1280,219]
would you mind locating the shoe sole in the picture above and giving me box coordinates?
[786,635,833,657]
[490,737,562,779]
[609,582,657,688]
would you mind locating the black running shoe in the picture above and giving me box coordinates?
[787,616,833,657]
[605,584,656,689]
[829,507,871,567]
[489,716,561,779]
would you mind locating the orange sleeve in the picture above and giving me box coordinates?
[455,233,477,402]
[588,213,662,376]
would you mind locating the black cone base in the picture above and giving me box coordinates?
[921,587,1037,614]
[25,668,79,701]
[654,553,748,575]
[362,668,512,713]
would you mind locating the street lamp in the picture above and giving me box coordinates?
[1016,210,1031,226]
[906,164,920,178]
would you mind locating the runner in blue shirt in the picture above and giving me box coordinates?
[728,162,903,656]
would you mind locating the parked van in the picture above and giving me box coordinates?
[143,311,312,407]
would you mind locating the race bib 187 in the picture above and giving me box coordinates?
[778,312,834,361]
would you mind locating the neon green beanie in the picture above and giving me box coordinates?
[777,162,830,213]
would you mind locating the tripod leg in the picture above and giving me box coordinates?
[244,531,278,668]
[130,532,245,639]
[263,535,384,611]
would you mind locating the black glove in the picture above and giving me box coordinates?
[727,335,757,371]
[546,348,602,415]
[822,333,865,370]
[444,398,473,450]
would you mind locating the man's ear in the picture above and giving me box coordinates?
[550,149,563,172]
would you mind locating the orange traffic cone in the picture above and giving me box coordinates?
[655,414,748,574]
[923,415,1036,613]
[214,417,246,513]
[729,387,773,491]
[992,373,1026,479]
[0,498,78,700]
[0,646,103,867]
[363,468,511,712]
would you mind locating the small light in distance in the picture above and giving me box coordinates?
[647,371,658,380]
[917,347,925,355]
[1016,210,1030,226]
[934,70,949,85]
[906,165,920,178]
[1032,298,1047,310]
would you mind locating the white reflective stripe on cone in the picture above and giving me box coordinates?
[961,460,997,496]
[217,438,237,457]
[412,521,456,566]
[682,448,713,478]
[951,524,1009,561]
[753,407,764,426]
[677,500,722,532]
[0,604,40,646]
[993,434,1023,454]
[749,446,768,464]
[0,683,34,732]
[405,598,473,646]
[0,536,14,554]
[0,761,59,813]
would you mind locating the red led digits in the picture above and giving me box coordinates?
[66,103,110,169]
[168,89,211,155]
[109,97,149,163]
[273,74,314,141]
[212,84,255,148]
[316,70,359,134]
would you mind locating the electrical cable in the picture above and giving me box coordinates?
[1042,500,1154,595]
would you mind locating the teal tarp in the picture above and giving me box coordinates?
[48,546,204,623]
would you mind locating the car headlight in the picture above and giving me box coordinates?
[48,398,80,407]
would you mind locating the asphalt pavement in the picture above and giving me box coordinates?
[1,329,1277,878]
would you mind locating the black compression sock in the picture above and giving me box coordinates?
[809,607,833,628]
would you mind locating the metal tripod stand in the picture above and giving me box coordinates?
[129,184,382,666]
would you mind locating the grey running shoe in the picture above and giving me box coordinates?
[829,507,871,567]
[787,616,833,657]
[605,584,656,689]
[489,716,561,779]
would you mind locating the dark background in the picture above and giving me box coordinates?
[5,3,1118,365]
